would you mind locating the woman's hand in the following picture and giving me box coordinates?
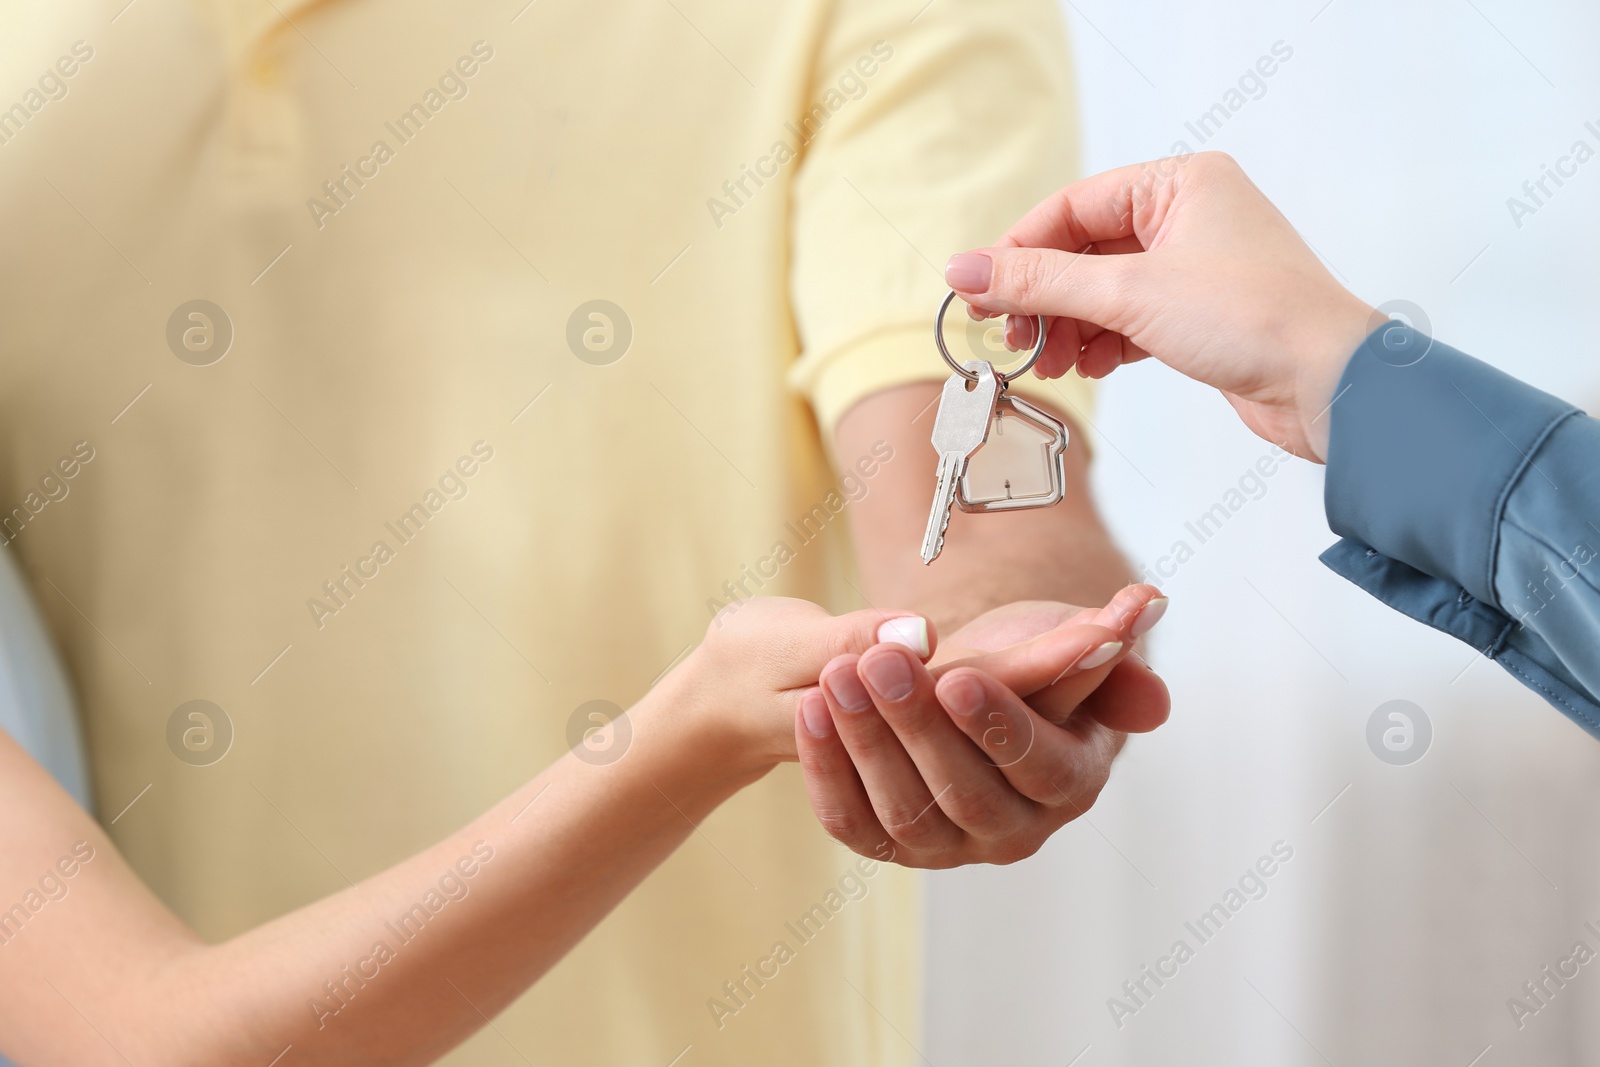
[793,585,1170,868]
[944,152,1378,461]
[680,599,940,777]
[0,594,1164,1063]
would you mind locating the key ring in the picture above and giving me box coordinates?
[934,289,1048,383]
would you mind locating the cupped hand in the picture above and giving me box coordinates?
[944,152,1378,461]
[795,585,1170,868]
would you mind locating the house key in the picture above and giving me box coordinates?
[921,290,1067,563]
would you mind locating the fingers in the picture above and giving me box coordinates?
[992,159,1180,251]
[748,601,936,691]
[1077,328,1151,380]
[941,585,1165,702]
[945,158,1207,351]
[795,587,1170,864]
[853,644,1034,849]
[946,246,1140,335]
[957,585,1166,725]
[1095,584,1166,634]
[794,688,895,859]
[1006,311,1037,349]
[818,609,935,668]
[1078,655,1171,733]
[1006,313,1084,380]
[935,621,1123,701]
[816,654,963,855]
[935,667,1121,812]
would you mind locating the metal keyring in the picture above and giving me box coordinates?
[934,289,1048,383]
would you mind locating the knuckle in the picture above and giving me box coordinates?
[984,833,1047,867]
[1193,150,1241,180]
[796,737,839,779]
[878,695,938,739]
[1010,766,1068,807]
[1004,250,1052,302]
[1049,776,1108,819]
[976,707,1031,756]
[842,721,905,762]
[817,609,875,663]
[815,807,870,846]
[940,782,1011,838]
[878,802,950,850]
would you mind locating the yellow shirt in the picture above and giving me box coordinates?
[0,1,1086,1063]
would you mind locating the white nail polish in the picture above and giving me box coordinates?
[1130,597,1169,639]
[1077,640,1123,670]
[876,617,929,658]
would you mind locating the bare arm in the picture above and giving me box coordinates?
[837,380,1131,631]
[0,602,945,1067]
[0,688,743,1066]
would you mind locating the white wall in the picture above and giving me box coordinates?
[924,2,1600,1064]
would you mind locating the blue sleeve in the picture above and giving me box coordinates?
[1320,322,1600,738]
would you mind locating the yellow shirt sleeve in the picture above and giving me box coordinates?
[784,0,1094,438]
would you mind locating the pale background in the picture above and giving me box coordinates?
[924,1,1600,1064]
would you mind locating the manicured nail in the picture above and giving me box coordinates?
[860,651,914,702]
[1008,314,1036,349]
[1130,597,1169,639]
[876,617,929,658]
[800,690,834,739]
[945,252,992,293]
[1077,640,1123,670]
[939,675,985,718]
[823,668,872,712]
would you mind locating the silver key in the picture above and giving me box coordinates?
[920,361,999,564]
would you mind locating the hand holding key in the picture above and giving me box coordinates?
[945,151,1376,462]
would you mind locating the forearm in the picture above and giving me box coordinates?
[0,681,758,1066]
[837,381,1130,632]
[1322,325,1600,732]
[198,696,750,1066]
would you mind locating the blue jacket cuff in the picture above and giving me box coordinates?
[1323,323,1579,608]
[1320,540,1600,739]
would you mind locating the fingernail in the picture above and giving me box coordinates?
[800,690,834,738]
[939,675,985,718]
[945,253,992,293]
[860,651,914,702]
[1077,640,1123,670]
[1130,597,1169,639]
[1009,314,1035,349]
[876,617,929,658]
[823,668,872,712]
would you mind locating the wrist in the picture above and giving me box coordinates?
[634,651,781,798]
[1297,296,1377,462]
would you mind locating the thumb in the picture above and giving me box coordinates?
[826,609,936,665]
[947,246,1140,333]
[729,601,934,694]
